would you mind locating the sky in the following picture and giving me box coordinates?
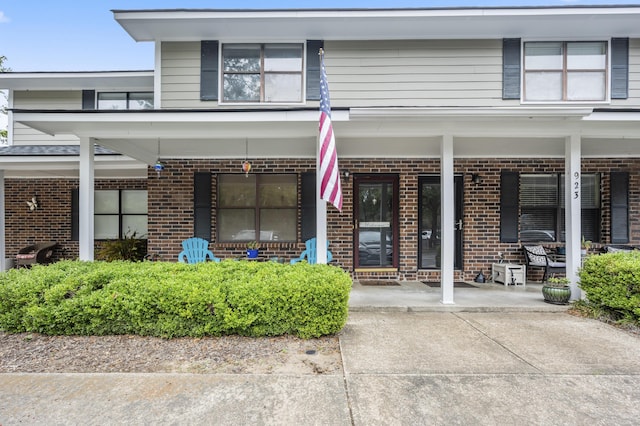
[2,0,640,72]
[2,0,640,129]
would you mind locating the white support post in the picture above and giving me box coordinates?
[440,134,455,304]
[154,41,162,110]
[0,170,5,271]
[316,141,328,264]
[565,134,582,300]
[79,137,95,261]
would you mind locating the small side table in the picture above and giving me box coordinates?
[492,263,526,286]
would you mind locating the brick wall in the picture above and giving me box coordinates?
[146,157,640,281]
[5,157,639,281]
[4,178,146,262]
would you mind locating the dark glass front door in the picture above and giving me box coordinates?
[354,175,398,268]
[418,176,463,269]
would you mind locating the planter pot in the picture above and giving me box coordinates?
[246,249,259,259]
[542,285,572,305]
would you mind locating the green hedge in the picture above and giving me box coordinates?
[0,260,352,339]
[579,252,640,323]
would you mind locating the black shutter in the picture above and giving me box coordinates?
[82,90,95,110]
[500,171,519,243]
[610,172,629,244]
[200,41,219,101]
[611,38,629,100]
[194,172,212,240]
[502,38,521,100]
[301,172,317,241]
[306,40,324,101]
[71,188,79,240]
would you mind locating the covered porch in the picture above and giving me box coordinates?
[3,106,640,305]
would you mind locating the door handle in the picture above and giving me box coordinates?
[455,219,463,230]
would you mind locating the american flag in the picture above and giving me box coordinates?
[319,51,343,212]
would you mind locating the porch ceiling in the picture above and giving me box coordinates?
[10,109,640,166]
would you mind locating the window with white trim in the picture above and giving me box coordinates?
[222,43,303,103]
[523,41,608,102]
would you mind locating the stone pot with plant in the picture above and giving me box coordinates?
[246,241,261,258]
[581,236,592,256]
[542,276,571,305]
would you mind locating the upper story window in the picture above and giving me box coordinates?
[222,43,303,103]
[97,92,154,110]
[523,41,607,102]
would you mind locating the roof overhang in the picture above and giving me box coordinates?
[113,7,640,42]
[0,154,146,179]
[0,71,154,91]
[8,108,640,163]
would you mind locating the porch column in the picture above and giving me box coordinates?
[79,137,95,261]
[440,134,455,304]
[565,134,582,300]
[0,170,5,271]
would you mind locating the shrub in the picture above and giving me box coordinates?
[579,252,640,324]
[0,260,351,339]
[96,231,147,261]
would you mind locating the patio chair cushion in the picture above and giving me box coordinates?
[16,253,36,260]
[524,245,548,266]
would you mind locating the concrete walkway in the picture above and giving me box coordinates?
[348,280,569,312]
[2,284,640,425]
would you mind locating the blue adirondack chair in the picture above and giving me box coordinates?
[178,237,220,263]
[290,237,332,264]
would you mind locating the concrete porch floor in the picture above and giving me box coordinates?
[349,280,570,312]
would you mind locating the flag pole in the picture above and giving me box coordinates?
[316,48,328,264]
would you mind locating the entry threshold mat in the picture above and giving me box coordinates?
[423,282,478,288]
[359,280,401,286]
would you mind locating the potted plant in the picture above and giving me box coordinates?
[246,241,260,259]
[542,276,571,305]
[581,236,592,256]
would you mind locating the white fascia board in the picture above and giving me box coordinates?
[0,155,143,166]
[13,109,348,125]
[114,7,640,42]
[0,155,146,178]
[349,107,594,121]
[0,71,154,91]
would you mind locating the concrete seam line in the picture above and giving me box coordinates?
[451,312,546,374]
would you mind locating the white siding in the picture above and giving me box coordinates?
[612,38,640,108]
[324,39,506,107]
[12,91,81,145]
[158,38,640,109]
[161,41,212,109]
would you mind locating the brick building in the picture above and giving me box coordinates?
[2,6,640,303]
